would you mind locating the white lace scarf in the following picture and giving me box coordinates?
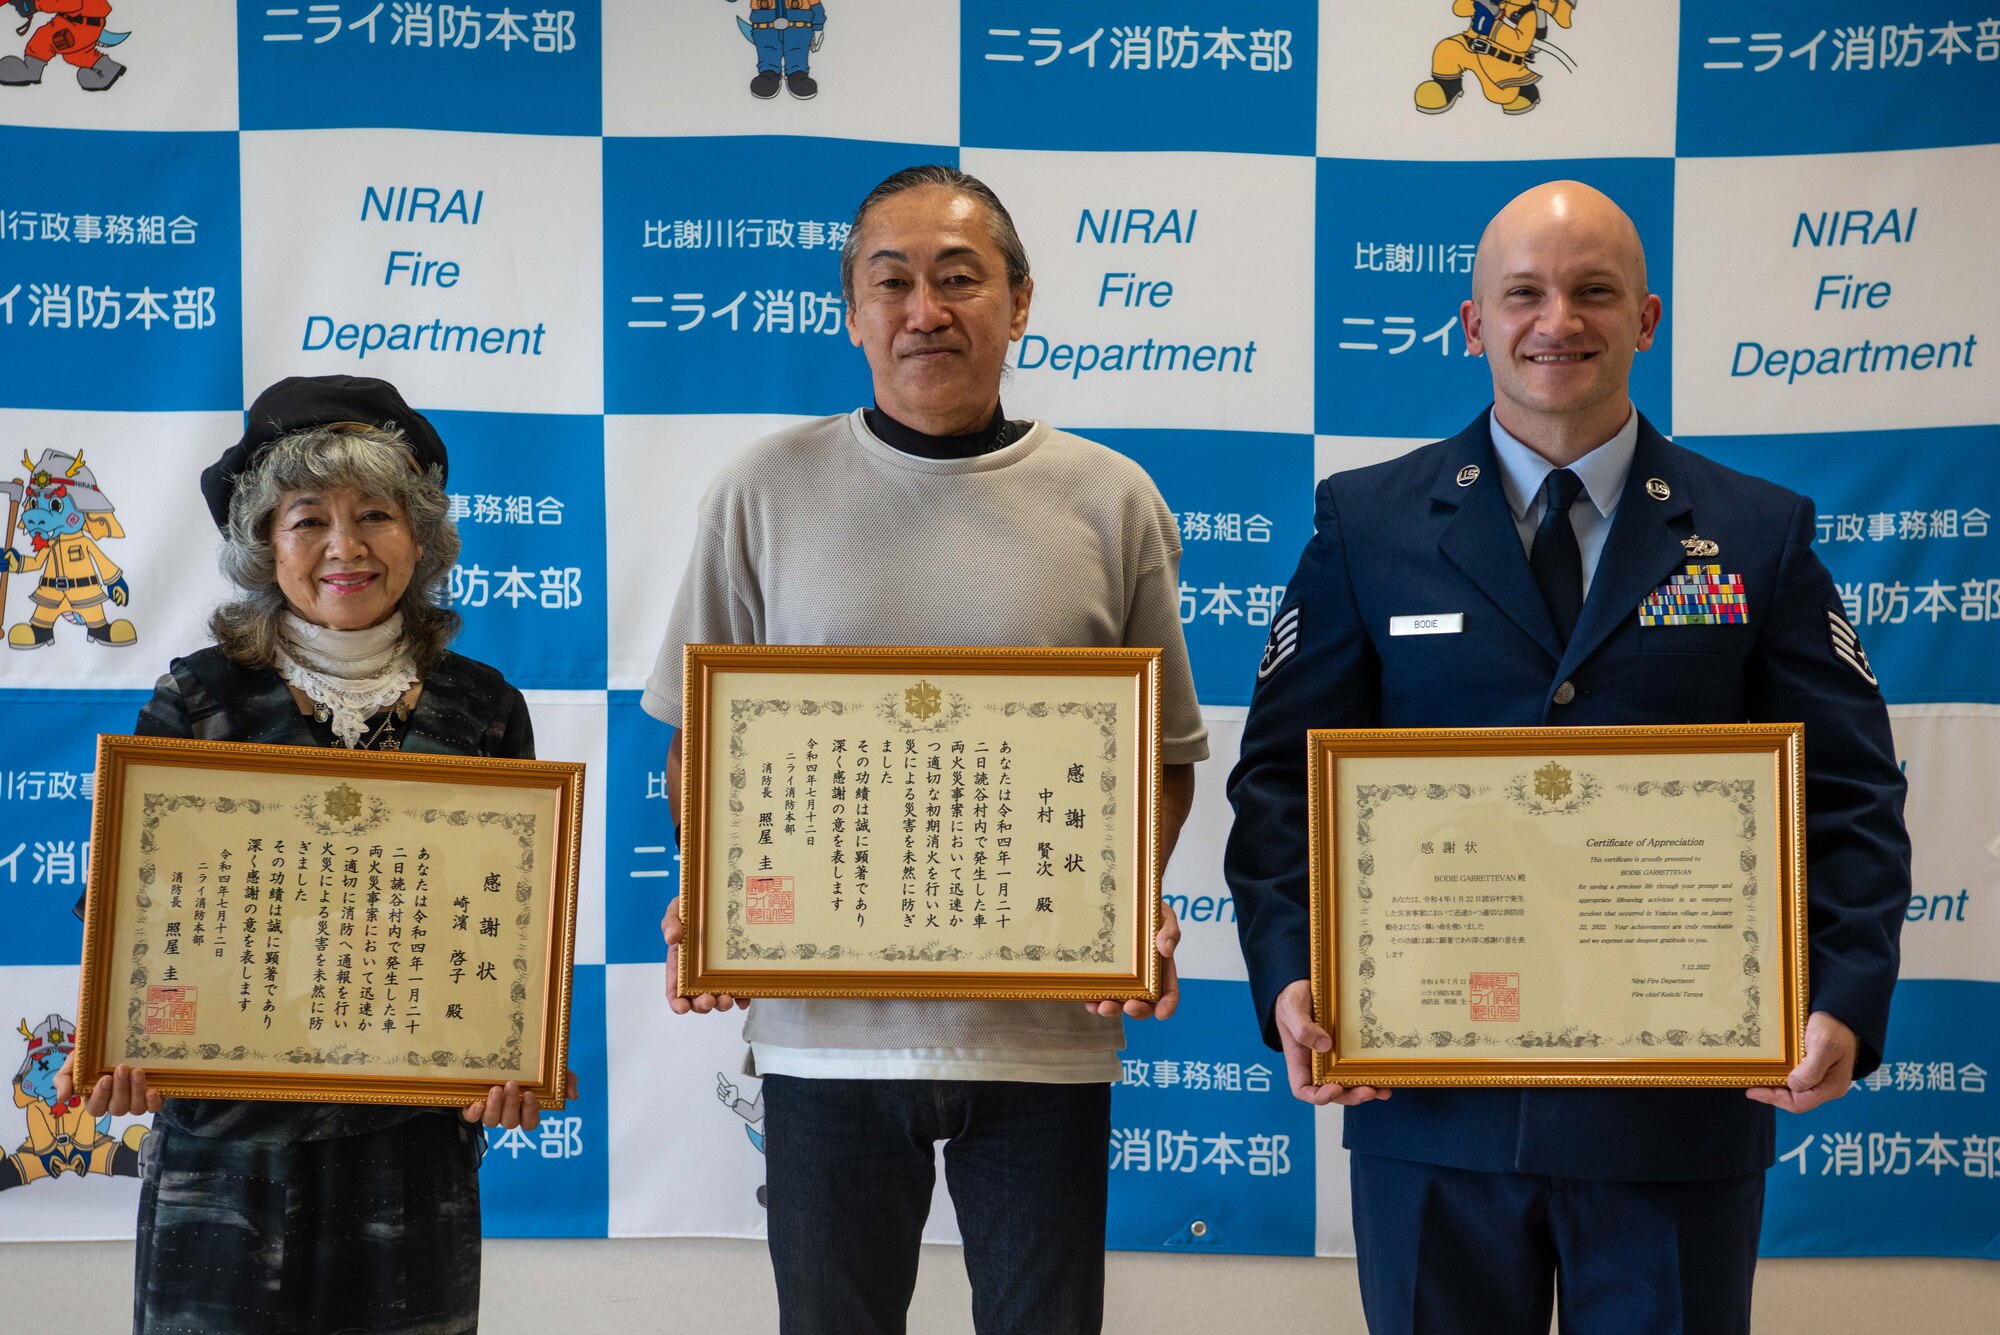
[274,612,420,748]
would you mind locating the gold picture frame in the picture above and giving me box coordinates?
[77,734,583,1108]
[679,645,1164,1001]
[1308,724,1807,1088]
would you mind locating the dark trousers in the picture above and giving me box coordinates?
[133,1113,483,1335]
[762,1074,1111,1335]
[1351,1152,1765,1335]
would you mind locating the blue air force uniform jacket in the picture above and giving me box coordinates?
[1224,410,1912,1182]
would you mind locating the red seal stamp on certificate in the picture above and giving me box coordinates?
[1469,972,1519,1022]
[746,875,795,926]
[144,986,198,1036]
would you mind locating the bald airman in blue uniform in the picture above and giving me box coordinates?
[1225,182,1911,1334]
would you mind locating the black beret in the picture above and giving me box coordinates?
[202,376,447,531]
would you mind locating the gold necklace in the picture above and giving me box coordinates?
[362,702,413,751]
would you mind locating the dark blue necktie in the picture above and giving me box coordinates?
[1530,468,1585,644]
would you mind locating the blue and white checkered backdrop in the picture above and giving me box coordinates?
[1,2,1994,1257]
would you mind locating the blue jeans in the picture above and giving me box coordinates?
[752,24,814,75]
[762,1075,1111,1335]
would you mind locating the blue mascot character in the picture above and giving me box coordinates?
[732,0,826,101]
[717,1071,769,1207]
[0,1014,149,1190]
[3,447,136,649]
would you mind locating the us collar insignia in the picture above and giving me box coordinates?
[1645,477,1672,501]
[1680,535,1720,558]
[1638,564,1748,627]
[1455,464,1480,487]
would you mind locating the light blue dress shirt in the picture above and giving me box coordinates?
[1488,408,1640,601]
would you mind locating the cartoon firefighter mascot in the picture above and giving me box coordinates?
[1416,0,1574,116]
[732,0,827,100]
[3,447,137,650]
[0,1,129,91]
[1,1015,148,1190]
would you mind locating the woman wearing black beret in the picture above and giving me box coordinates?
[58,375,569,1335]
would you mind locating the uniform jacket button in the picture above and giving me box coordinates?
[1553,681,1576,706]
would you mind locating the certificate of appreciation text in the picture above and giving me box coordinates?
[1310,726,1805,1086]
[680,646,1164,1001]
[78,736,582,1106]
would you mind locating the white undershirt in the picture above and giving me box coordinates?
[750,1042,1122,1084]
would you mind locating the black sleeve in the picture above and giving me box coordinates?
[134,667,195,739]
[495,686,537,761]
[1224,479,1383,1049]
[1747,496,1912,1078]
[79,669,197,919]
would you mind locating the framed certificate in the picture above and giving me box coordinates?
[1308,724,1806,1087]
[679,645,1164,1001]
[77,735,583,1108]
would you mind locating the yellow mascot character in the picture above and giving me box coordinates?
[1416,0,1576,117]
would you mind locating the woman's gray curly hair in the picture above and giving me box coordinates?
[208,423,461,669]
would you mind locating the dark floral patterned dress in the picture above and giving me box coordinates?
[121,647,534,1335]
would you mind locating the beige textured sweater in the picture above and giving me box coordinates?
[643,410,1207,1060]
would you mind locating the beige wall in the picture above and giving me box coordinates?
[12,1237,1996,1332]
